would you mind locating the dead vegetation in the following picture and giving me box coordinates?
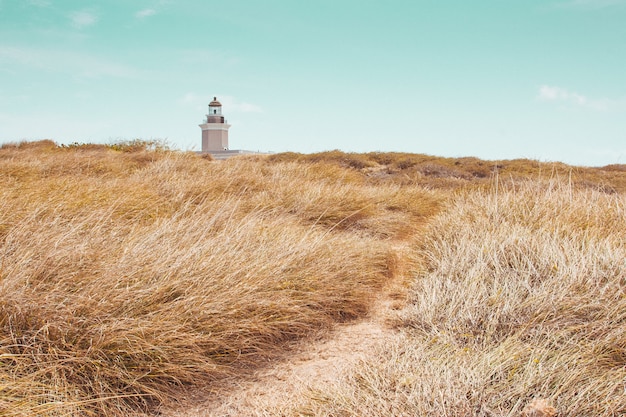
[0,141,437,416]
[268,178,626,416]
[1,141,625,416]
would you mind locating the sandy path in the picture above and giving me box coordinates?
[159,245,410,417]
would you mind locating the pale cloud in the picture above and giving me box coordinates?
[136,8,157,18]
[0,45,146,79]
[136,0,173,19]
[69,10,97,29]
[178,93,263,113]
[237,102,263,113]
[537,85,623,111]
[178,92,202,108]
[214,96,263,113]
[539,85,588,105]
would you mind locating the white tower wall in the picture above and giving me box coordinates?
[200,123,231,151]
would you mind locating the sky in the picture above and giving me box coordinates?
[1,0,625,166]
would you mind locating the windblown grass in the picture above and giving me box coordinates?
[3,142,626,416]
[0,142,440,416]
[279,179,626,416]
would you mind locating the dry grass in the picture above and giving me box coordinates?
[0,141,439,416]
[3,142,626,416]
[275,178,626,416]
[269,150,626,193]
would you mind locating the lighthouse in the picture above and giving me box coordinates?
[200,97,231,152]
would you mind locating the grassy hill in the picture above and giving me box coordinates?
[1,140,625,416]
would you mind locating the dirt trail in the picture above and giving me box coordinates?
[159,245,410,417]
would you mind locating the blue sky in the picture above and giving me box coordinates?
[1,0,625,166]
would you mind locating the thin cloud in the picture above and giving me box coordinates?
[237,102,263,113]
[0,45,146,79]
[136,1,172,19]
[136,8,157,18]
[69,10,97,29]
[537,85,620,111]
[216,96,264,113]
[539,85,588,105]
[178,92,201,106]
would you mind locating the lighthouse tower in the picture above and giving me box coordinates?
[200,97,231,152]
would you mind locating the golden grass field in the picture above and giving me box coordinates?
[1,140,625,416]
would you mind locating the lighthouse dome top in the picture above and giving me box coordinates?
[209,97,222,107]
